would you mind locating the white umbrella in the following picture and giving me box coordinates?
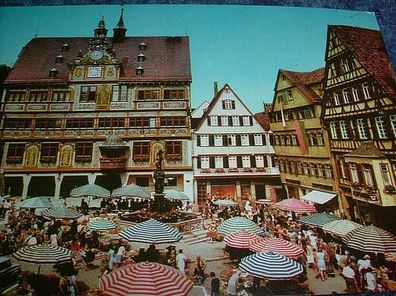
[239,252,304,280]
[17,196,53,209]
[322,219,363,237]
[112,183,151,199]
[213,199,237,206]
[164,189,190,201]
[70,184,110,198]
[119,218,183,244]
[13,244,72,274]
[42,207,83,219]
[217,216,261,236]
[88,218,117,231]
[343,225,396,253]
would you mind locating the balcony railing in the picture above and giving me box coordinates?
[100,156,128,170]
[199,167,279,175]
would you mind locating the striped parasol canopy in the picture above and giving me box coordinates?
[299,212,339,227]
[88,218,117,231]
[13,244,72,264]
[239,252,304,280]
[248,237,305,259]
[217,216,261,237]
[342,225,396,254]
[164,189,190,201]
[99,262,193,296]
[224,230,261,249]
[112,183,151,199]
[322,219,363,237]
[213,199,237,206]
[42,207,83,220]
[70,184,110,198]
[272,198,317,213]
[17,196,53,209]
[119,218,183,244]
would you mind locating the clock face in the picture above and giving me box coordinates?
[89,50,104,61]
[87,66,102,78]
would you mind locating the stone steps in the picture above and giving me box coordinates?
[182,229,211,245]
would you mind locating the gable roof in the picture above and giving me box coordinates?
[278,67,325,103]
[254,111,271,131]
[345,141,385,158]
[329,25,395,97]
[5,36,191,84]
[194,83,260,131]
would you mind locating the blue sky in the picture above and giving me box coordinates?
[0,5,379,112]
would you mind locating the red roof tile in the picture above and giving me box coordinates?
[254,111,271,131]
[330,25,395,97]
[6,36,191,84]
[279,68,324,103]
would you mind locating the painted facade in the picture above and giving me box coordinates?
[192,84,280,205]
[0,14,193,200]
[321,25,396,231]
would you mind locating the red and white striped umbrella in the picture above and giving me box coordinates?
[99,262,193,296]
[249,237,305,259]
[224,230,262,249]
[272,198,316,213]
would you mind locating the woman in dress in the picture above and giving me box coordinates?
[316,248,327,281]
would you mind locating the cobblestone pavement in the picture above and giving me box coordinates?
[10,240,347,295]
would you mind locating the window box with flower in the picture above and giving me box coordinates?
[364,185,377,194]
[384,185,396,194]
[351,182,362,190]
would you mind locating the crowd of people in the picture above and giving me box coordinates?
[1,196,396,295]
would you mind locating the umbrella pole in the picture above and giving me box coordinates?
[37,264,41,275]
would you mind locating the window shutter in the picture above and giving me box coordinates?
[217,116,221,126]
[262,134,266,145]
[207,117,211,126]
[209,157,215,168]
[223,135,228,146]
[209,135,214,146]
[197,135,201,146]
[369,165,377,187]
[223,156,229,168]
[357,164,364,183]
[239,116,243,125]
[197,157,201,169]
[249,135,254,146]
[164,90,170,100]
[251,156,256,168]
[222,101,226,109]
[228,116,232,126]
[232,101,235,109]
[269,134,274,146]
[236,135,241,146]
[237,156,242,168]
[344,162,351,181]
[264,156,268,167]
[249,116,253,126]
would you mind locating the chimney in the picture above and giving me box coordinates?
[214,81,218,96]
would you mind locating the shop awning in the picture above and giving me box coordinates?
[302,190,337,204]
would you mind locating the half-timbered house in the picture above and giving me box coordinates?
[321,25,396,231]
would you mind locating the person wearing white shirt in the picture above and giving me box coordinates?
[227,270,241,296]
[365,267,377,291]
[176,249,187,274]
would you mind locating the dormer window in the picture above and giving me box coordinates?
[49,68,58,77]
[136,66,144,76]
[139,42,147,51]
[138,54,145,62]
[55,55,64,63]
[61,43,70,51]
